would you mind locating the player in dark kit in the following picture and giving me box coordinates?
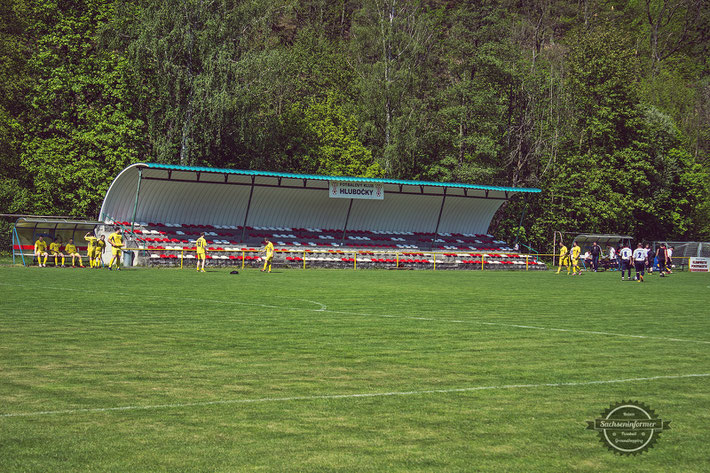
[645,243,654,274]
[656,243,669,276]
[590,241,601,272]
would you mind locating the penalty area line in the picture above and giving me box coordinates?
[322,308,710,345]
[2,373,708,418]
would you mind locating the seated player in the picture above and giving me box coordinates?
[85,231,98,268]
[49,239,65,267]
[94,234,106,268]
[108,228,124,270]
[261,238,274,273]
[64,239,84,268]
[34,236,49,267]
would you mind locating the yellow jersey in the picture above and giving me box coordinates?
[34,239,47,252]
[108,232,124,248]
[559,245,568,258]
[196,236,207,251]
[96,240,106,252]
[49,242,62,253]
[85,236,97,251]
[65,243,78,254]
[265,241,274,258]
[571,246,581,259]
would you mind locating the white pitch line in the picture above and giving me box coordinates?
[321,308,710,345]
[0,282,327,313]
[2,373,708,418]
[471,321,710,345]
[2,282,709,345]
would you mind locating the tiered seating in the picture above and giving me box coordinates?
[111,220,542,269]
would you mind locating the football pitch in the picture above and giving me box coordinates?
[1,265,709,472]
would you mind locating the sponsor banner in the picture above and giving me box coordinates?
[689,257,710,272]
[329,181,384,200]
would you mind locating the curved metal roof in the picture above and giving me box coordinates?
[99,163,538,236]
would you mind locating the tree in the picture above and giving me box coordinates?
[349,0,438,176]
[20,0,144,218]
[279,93,384,177]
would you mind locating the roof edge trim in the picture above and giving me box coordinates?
[144,163,541,193]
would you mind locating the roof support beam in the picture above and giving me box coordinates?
[431,189,447,251]
[130,167,143,234]
[240,176,256,243]
[341,199,354,246]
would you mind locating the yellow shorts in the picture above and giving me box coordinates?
[112,247,123,256]
[196,249,206,258]
[50,250,61,255]
[87,249,97,258]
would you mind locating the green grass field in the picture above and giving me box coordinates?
[1,264,709,472]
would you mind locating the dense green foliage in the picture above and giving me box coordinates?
[1,0,708,250]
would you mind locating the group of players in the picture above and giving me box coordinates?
[557,241,673,282]
[33,228,274,273]
[32,228,126,270]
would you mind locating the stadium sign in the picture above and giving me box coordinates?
[689,257,710,272]
[329,181,384,200]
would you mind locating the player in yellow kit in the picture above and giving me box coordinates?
[261,238,274,273]
[556,241,570,274]
[85,231,98,268]
[195,232,207,272]
[570,241,582,275]
[94,235,106,268]
[49,239,65,267]
[34,236,49,267]
[64,239,85,267]
[108,228,124,270]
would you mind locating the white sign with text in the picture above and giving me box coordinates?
[329,181,384,200]
[689,257,710,272]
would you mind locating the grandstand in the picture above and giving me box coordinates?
[99,163,543,269]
